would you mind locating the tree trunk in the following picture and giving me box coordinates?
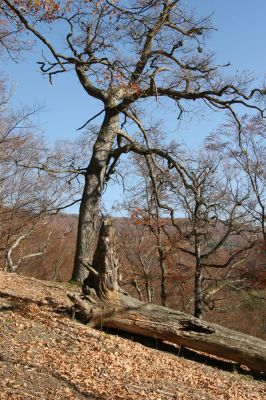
[82,217,120,299]
[72,110,119,282]
[157,238,168,307]
[144,273,153,303]
[69,219,266,374]
[194,237,203,319]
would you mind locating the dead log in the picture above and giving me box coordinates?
[68,291,266,374]
[69,218,266,374]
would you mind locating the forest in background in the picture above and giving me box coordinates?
[0,203,265,340]
[0,77,265,339]
[0,2,266,377]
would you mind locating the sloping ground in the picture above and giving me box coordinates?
[0,272,265,400]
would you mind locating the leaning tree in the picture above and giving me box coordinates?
[2,0,266,373]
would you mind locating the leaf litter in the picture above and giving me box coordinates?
[0,271,265,399]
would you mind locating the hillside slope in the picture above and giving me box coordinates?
[0,272,265,400]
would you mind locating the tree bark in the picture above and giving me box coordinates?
[69,219,266,374]
[194,231,203,319]
[194,260,203,319]
[82,217,120,299]
[69,291,266,374]
[157,239,168,307]
[72,110,119,282]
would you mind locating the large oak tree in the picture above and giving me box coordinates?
[1,1,266,373]
[1,0,265,282]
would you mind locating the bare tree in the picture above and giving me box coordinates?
[2,2,266,372]
[1,0,265,282]
[121,143,260,318]
[119,150,173,306]
[207,115,266,243]
[165,152,259,318]
[0,84,78,276]
[117,216,157,303]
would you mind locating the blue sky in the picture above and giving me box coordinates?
[2,0,266,211]
[4,1,266,142]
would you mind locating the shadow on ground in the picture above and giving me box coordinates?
[102,327,266,381]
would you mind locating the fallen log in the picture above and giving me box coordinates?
[69,218,266,374]
[68,291,266,374]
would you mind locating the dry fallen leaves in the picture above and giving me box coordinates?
[0,271,265,399]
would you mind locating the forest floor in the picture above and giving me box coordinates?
[0,271,265,400]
